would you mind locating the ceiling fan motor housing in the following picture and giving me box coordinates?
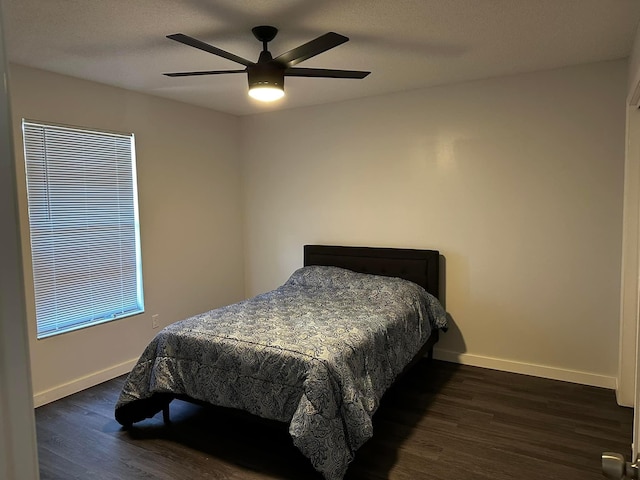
[247,61,285,90]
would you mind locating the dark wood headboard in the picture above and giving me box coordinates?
[303,245,440,299]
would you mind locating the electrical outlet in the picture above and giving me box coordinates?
[152,314,160,329]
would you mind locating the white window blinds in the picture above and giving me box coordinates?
[22,120,144,338]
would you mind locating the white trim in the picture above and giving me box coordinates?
[630,80,640,108]
[434,348,617,390]
[616,105,640,408]
[33,358,137,407]
[33,351,618,408]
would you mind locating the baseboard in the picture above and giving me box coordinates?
[616,377,633,407]
[33,358,138,408]
[433,348,617,389]
[32,351,617,407]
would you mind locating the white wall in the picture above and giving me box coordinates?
[9,65,245,405]
[241,60,627,387]
[8,59,628,403]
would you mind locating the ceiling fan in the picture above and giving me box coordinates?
[163,26,371,102]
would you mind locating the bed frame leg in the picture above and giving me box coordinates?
[162,404,171,424]
[427,347,434,361]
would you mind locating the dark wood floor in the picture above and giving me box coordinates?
[36,359,632,480]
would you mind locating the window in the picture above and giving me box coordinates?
[22,120,144,338]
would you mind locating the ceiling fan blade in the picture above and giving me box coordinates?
[163,69,246,77]
[167,33,255,67]
[274,32,349,67]
[285,67,370,79]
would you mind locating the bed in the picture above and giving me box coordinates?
[115,245,447,480]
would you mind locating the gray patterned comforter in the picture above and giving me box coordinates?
[115,266,447,479]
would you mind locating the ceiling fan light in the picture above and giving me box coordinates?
[248,64,285,102]
[248,85,285,102]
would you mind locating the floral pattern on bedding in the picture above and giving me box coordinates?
[115,266,447,480]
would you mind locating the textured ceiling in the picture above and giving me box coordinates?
[3,0,640,116]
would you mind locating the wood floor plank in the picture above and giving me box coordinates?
[36,360,632,479]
